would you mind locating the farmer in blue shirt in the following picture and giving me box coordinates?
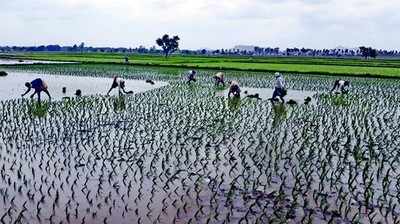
[21,78,51,102]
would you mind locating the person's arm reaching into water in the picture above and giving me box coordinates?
[118,81,133,95]
[21,84,31,97]
[21,88,31,97]
[121,87,133,94]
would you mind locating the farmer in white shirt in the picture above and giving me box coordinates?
[330,80,350,94]
[214,72,225,86]
[107,76,132,96]
[187,70,197,84]
[272,72,286,103]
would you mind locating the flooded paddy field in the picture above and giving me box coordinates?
[0,63,400,223]
[0,58,74,65]
[0,72,168,101]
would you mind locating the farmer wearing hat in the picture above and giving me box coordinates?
[107,76,132,96]
[330,80,350,94]
[187,70,197,84]
[228,80,241,98]
[272,72,286,103]
[21,78,51,102]
[214,72,225,86]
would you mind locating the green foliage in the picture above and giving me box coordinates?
[113,96,126,112]
[359,46,378,59]
[227,97,241,111]
[272,103,288,127]
[28,102,49,118]
[156,34,180,58]
[214,85,228,91]
[320,93,354,107]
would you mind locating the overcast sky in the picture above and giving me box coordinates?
[1,0,399,49]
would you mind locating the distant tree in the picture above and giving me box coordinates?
[370,48,378,58]
[156,34,180,58]
[46,45,61,51]
[359,46,368,59]
[359,46,378,59]
[201,49,207,55]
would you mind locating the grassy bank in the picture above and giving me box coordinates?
[2,52,400,77]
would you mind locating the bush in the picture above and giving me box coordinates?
[0,71,8,76]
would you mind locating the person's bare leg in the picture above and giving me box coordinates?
[43,89,51,101]
[37,92,41,103]
[330,81,339,93]
[106,87,114,96]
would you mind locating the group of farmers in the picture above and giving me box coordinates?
[184,69,350,102]
[21,76,132,102]
[21,70,350,103]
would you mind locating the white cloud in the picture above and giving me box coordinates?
[0,0,399,49]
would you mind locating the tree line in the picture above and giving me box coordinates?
[0,34,388,59]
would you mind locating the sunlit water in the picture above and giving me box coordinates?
[0,59,74,65]
[0,71,168,101]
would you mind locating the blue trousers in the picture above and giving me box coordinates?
[272,87,285,99]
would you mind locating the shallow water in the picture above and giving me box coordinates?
[216,87,316,104]
[1,64,400,223]
[0,58,74,65]
[0,71,168,101]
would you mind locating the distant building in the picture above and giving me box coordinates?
[233,45,257,53]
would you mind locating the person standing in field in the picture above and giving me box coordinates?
[214,72,225,86]
[330,80,350,94]
[187,70,197,84]
[271,72,286,103]
[107,76,133,96]
[228,81,241,98]
[21,78,51,102]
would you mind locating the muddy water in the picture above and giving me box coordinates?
[0,71,168,101]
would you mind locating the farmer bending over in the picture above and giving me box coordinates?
[228,81,241,98]
[187,70,197,84]
[214,72,225,86]
[272,72,286,103]
[21,78,51,102]
[107,76,132,96]
[330,80,350,94]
